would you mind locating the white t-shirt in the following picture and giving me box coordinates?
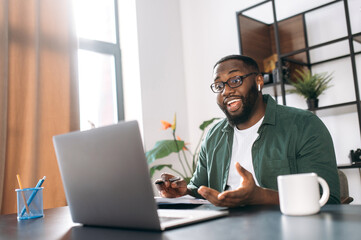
[226,117,264,190]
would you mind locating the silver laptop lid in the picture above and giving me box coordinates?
[53,120,161,230]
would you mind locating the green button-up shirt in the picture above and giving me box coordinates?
[188,94,340,204]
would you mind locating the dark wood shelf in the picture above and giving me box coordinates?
[338,163,361,169]
[311,53,354,66]
[279,32,361,61]
[238,0,343,24]
[280,36,349,59]
[353,33,361,44]
[313,101,357,111]
[263,82,281,88]
[237,0,361,148]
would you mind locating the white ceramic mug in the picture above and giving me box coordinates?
[277,173,330,216]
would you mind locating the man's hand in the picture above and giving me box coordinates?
[155,173,188,198]
[197,162,279,207]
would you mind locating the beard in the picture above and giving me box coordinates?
[220,83,259,127]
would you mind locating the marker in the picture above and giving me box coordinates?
[155,176,181,185]
[20,176,46,217]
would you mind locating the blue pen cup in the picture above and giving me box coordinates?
[16,187,44,220]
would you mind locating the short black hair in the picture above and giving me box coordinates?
[213,55,259,72]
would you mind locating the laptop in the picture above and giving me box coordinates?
[53,120,228,231]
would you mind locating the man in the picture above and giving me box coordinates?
[156,55,340,206]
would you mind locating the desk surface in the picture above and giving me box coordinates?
[1,205,361,240]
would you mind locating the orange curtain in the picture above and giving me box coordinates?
[0,0,79,214]
[0,0,8,214]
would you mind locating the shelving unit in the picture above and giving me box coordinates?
[338,163,361,169]
[236,0,361,136]
[236,0,361,167]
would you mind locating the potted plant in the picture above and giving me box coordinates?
[146,114,219,183]
[287,69,333,110]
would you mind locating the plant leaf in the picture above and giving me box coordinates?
[146,140,184,164]
[199,118,220,130]
[287,69,333,99]
[149,164,172,177]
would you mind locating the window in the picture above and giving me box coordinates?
[72,0,124,130]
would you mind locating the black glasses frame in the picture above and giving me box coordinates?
[210,72,258,93]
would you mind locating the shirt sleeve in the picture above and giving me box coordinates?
[296,114,340,204]
[187,138,209,198]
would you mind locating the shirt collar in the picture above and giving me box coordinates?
[261,94,276,126]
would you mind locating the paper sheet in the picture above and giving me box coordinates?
[155,195,211,205]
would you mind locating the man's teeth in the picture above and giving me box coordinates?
[227,99,240,106]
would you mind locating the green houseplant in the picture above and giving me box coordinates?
[146,114,219,183]
[287,69,333,110]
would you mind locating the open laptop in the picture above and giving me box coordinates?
[53,120,227,231]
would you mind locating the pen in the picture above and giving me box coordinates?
[155,176,181,185]
[20,176,46,217]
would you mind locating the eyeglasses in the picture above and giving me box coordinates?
[210,72,258,93]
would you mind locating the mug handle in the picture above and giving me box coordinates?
[318,177,330,207]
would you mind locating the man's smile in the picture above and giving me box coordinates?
[224,98,242,112]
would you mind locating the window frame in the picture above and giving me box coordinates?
[76,0,124,122]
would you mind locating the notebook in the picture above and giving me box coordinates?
[53,120,228,231]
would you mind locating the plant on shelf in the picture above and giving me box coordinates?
[287,68,333,110]
[146,114,219,183]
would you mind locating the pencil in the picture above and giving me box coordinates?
[16,174,30,215]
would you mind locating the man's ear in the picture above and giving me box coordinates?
[256,74,264,91]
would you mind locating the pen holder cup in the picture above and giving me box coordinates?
[16,187,44,220]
